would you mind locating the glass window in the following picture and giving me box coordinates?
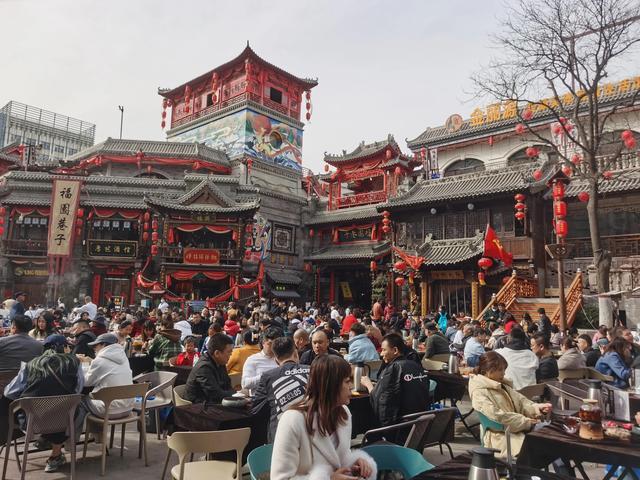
[54,145,64,154]
[443,158,485,177]
[269,88,283,104]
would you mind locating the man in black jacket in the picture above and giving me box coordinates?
[252,337,310,441]
[71,318,96,358]
[361,333,430,428]
[531,333,559,382]
[537,308,552,341]
[184,333,235,403]
[299,329,340,365]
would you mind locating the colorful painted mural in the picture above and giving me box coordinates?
[245,213,271,263]
[245,111,302,171]
[168,110,303,172]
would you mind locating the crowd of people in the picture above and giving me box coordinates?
[2,290,640,476]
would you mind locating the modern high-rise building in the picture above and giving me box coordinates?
[0,101,96,165]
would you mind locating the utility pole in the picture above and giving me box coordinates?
[118,106,124,139]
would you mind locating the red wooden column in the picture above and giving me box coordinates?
[329,271,335,303]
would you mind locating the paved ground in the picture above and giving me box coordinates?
[0,404,604,479]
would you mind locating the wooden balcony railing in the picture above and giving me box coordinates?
[570,233,640,258]
[334,190,387,209]
[551,271,583,327]
[576,151,639,175]
[3,239,47,256]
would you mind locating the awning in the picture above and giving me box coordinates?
[272,289,300,299]
[267,271,302,285]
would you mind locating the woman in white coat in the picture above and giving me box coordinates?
[84,333,134,417]
[271,355,377,480]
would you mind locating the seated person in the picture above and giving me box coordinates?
[226,329,260,375]
[293,328,311,357]
[252,337,310,442]
[344,323,380,364]
[464,327,488,367]
[557,337,586,370]
[174,336,200,367]
[70,316,97,358]
[4,334,84,473]
[361,334,430,428]
[147,318,183,369]
[577,334,600,367]
[495,327,538,390]
[241,327,282,393]
[0,314,44,370]
[84,333,134,417]
[531,333,559,382]
[421,322,451,359]
[299,329,341,365]
[451,323,473,352]
[595,337,632,389]
[184,333,235,403]
[469,351,551,458]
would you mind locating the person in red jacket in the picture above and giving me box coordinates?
[503,313,517,334]
[175,337,200,366]
[340,308,359,335]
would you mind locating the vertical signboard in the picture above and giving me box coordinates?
[47,179,81,257]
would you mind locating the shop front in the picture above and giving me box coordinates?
[11,261,49,304]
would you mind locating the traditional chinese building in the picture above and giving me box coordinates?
[303,135,421,308]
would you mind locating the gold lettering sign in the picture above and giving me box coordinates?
[48,179,81,257]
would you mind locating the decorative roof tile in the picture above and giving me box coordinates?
[416,232,484,266]
[305,241,391,262]
[305,205,381,226]
[561,168,640,198]
[324,135,402,165]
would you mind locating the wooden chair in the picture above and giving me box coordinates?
[2,394,82,480]
[558,368,587,382]
[517,384,548,401]
[165,428,251,480]
[172,385,192,407]
[133,371,178,439]
[82,383,150,476]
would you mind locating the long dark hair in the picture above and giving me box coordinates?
[295,354,351,436]
[605,337,631,361]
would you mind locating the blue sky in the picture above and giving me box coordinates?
[2,0,510,172]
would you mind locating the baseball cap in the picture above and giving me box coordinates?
[43,334,68,348]
[13,291,26,299]
[91,316,108,326]
[88,333,119,347]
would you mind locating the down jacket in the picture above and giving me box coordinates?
[344,334,380,364]
[469,374,541,458]
[271,406,377,480]
[84,343,134,417]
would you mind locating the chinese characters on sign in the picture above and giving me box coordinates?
[88,240,138,258]
[183,248,220,265]
[47,179,81,257]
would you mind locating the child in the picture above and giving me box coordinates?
[174,336,200,366]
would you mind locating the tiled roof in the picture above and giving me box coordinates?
[382,164,537,210]
[144,196,259,213]
[66,138,230,167]
[324,135,401,165]
[305,241,391,262]
[160,44,318,98]
[266,271,302,285]
[407,87,640,148]
[560,168,640,198]
[305,205,381,226]
[0,152,19,165]
[417,232,484,266]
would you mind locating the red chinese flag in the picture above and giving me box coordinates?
[484,225,513,267]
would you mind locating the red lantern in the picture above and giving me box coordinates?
[382,225,391,233]
[621,130,634,140]
[555,219,568,238]
[514,193,526,202]
[245,237,253,247]
[525,146,540,158]
[309,229,314,238]
[77,208,84,218]
[142,232,149,242]
[571,154,582,165]
[143,222,149,231]
[382,210,390,217]
[386,149,392,160]
[0,217,4,225]
[533,170,543,181]
[143,212,150,222]
[515,211,526,221]
[602,170,613,180]
[420,147,426,158]
[552,123,563,135]
[394,166,402,176]
[394,277,405,287]
[477,257,493,270]
[522,108,533,120]
[488,136,494,146]
[514,202,526,211]
[151,244,159,256]
[0,207,5,215]
[161,121,166,129]
[394,261,407,271]
[0,226,4,236]
[554,201,567,218]
[502,276,511,284]
[578,191,590,203]
[76,227,82,237]
[152,219,158,231]
[151,231,159,242]
[382,217,391,225]
[625,137,637,149]
[76,218,83,228]
[370,261,377,272]
[304,263,312,273]
[305,91,311,101]
[552,182,565,199]
[306,112,311,121]
[515,123,526,135]
[477,272,486,286]
[162,98,168,109]
[562,165,573,177]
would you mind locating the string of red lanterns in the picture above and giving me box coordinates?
[514,193,526,221]
[381,210,391,234]
[552,180,568,239]
[477,256,493,286]
[305,91,312,121]
[622,130,636,150]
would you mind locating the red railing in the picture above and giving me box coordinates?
[334,190,387,209]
